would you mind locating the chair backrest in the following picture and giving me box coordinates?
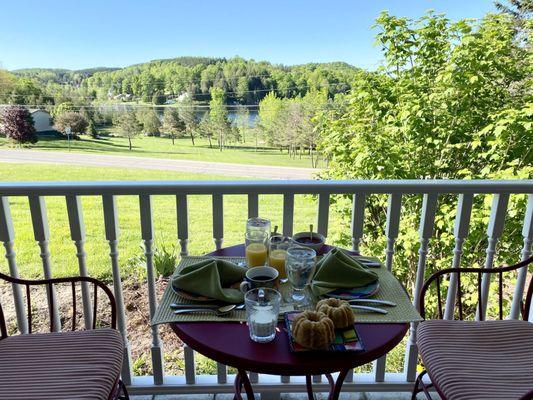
[419,255,533,321]
[0,273,117,338]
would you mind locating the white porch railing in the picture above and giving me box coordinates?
[0,180,532,396]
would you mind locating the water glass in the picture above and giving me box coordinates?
[285,246,316,305]
[246,217,271,240]
[245,288,281,343]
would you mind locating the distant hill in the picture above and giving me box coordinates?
[6,56,362,105]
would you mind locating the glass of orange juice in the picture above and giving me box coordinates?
[268,236,291,281]
[245,231,268,267]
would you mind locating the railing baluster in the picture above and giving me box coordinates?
[351,193,365,253]
[317,193,330,237]
[176,194,189,256]
[102,195,133,385]
[0,196,28,334]
[217,362,227,384]
[29,195,61,332]
[374,193,402,382]
[444,194,473,320]
[404,193,438,381]
[248,194,259,219]
[283,194,294,237]
[249,372,259,383]
[510,194,533,319]
[477,194,509,320]
[184,345,195,384]
[139,195,165,385]
[66,195,93,329]
[384,193,402,271]
[212,194,224,250]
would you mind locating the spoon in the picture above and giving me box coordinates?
[174,304,239,317]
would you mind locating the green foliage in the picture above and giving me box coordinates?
[136,108,161,136]
[52,101,75,118]
[153,244,178,277]
[319,11,532,319]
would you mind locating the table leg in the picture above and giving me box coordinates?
[234,369,255,400]
[305,375,314,400]
[304,370,349,400]
[328,369,349,400]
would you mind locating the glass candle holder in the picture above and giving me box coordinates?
[245,288,281,343]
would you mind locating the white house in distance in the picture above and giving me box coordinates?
[29,109,54,133]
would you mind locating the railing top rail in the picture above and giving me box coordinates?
[0,180,531,197]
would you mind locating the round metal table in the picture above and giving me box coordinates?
[171,244,408,400]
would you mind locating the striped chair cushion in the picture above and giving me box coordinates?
[0,328,123,400]
[418,320,533,400]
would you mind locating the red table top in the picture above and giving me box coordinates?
[171,244,408,376]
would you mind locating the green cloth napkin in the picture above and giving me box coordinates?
[310,248,379,297]
[172,259,246,303]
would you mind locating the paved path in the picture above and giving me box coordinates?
[0,149,318,180]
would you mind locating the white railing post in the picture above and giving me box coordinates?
[404,193,438,381]
[317,193,330,237]
[184,345,196,384]
[212,194,224,250]
[444,194,473,320]
[0,196,28,334]
[351,193,365,253]
[139,195,165,385]
[374,193,402,382]
[282,194,294,237]
[66,195,93,329]
[477,194,509,320]
[248,194,259,219]
[102,195,133,385]
[176,195,189,256]
[510,194,533,319]
[29,195,61,332]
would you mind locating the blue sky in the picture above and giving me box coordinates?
[0,0,496,71]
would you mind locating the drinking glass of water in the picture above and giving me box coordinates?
[245,288,281,343]
[285,246,316,306]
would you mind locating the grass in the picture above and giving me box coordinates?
[0,162,345,279]
[0,132,318,168]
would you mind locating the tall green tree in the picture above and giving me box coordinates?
[162,108,185,145]
[209,87,231,151]
[177,95,198,145]
[116,111,142,150]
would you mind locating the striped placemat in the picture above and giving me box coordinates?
[151,256,422,325]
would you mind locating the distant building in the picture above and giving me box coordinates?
[29,109,53,133]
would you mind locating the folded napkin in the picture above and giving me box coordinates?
[310,248,379,297]
[172,259,246,303]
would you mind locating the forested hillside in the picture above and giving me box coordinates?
[1,57,360,106]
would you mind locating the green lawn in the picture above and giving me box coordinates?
[0,133,318,168]
[0,162,345,279]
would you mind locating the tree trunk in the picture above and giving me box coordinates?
[128,137,132,150]
[171,135,175,145]
[190,132,195,146]
[208,136,212,148]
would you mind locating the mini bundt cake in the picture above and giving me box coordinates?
[316,298,355,329]
[292,311,335,349]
